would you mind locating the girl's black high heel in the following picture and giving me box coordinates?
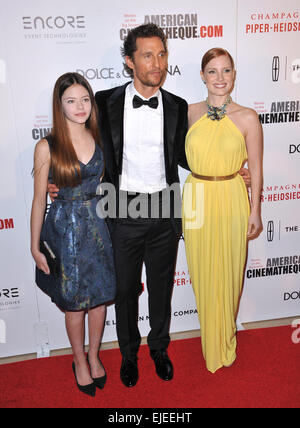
[72,362,96,397]
[87,353,107,390]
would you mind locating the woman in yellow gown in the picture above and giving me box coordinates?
[182,48,263,373]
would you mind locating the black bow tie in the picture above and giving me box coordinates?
[133,95,159,109]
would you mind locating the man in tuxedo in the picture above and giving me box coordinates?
[95,23,189,387]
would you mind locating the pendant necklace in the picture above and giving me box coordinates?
[206,96,232,121]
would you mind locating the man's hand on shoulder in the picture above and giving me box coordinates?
[48,182,59,202]
[239,167,251,187]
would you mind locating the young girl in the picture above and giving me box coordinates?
[31,72,116,397]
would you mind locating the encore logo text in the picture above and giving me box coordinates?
[22,16,86,30]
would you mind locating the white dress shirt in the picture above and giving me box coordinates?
[120,82,167,194]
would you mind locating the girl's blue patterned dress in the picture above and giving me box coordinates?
[36,136,116,311]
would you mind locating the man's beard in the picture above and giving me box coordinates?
[137,70,167,88]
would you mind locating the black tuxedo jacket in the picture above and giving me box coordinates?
[95,82,189,237]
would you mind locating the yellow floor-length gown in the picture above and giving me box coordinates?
[182,114,250,373]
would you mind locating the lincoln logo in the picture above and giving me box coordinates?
[267,221,274,242]
[272,56,280,82]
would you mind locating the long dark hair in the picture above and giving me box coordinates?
[51,72,102,187]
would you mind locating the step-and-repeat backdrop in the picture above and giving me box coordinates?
[0,0,299,357]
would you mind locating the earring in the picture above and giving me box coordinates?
[203,81,206,85]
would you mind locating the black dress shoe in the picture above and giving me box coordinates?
[120,357,138,387]
[72,362,96,397]
[87,353,107,390]
[150,350,173,381]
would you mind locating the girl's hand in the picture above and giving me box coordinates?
[32,251,50,275]
[247,212,263,239]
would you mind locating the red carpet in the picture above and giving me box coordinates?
[0,326,299,408]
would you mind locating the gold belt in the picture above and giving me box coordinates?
[192,172,238,181]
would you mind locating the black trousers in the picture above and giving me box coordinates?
[112,212,179,358]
